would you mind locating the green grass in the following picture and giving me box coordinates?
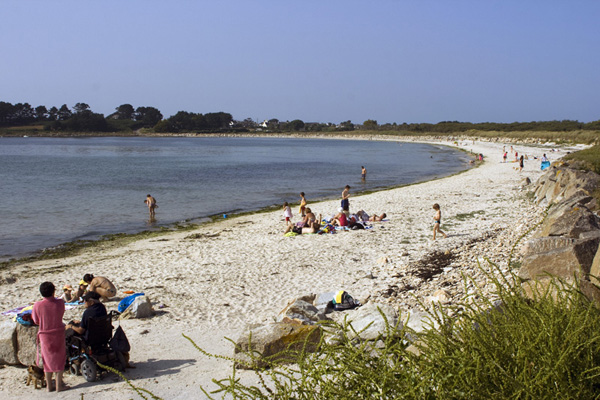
[564,144,600,174]
[453,210,485,221]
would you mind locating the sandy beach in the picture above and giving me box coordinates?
[0,138,578,399]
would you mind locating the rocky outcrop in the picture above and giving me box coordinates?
[534,165,600,209]
[520,165,600,302]
[0,320,19,365]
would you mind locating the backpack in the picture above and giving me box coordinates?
[109,325,131,353]
[332,290,361,310]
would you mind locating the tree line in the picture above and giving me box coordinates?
[1,100,598,134]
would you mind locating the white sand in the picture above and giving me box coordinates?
[0,138,575,399]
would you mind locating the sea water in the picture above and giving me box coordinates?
[0,136,471,260]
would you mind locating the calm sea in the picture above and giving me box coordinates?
[0,136,470,260]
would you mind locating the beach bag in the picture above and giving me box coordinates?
[332,290,360,311]
[110,325,131,353]
[118,293,145,313]
[16,309,35,326]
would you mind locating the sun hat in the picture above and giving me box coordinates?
[63,284,73,290]
[79,280,88,286]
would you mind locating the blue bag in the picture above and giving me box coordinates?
[118,293,145,313]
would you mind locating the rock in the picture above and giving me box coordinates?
[120,295,155,319]
[0,320,18,365]
[540,200,599,238]
[519,234,600,281]
[520,237,576,256]
[234,322,322,369]
[377,256,389,265]
[588,244,600,286]
[314,291,336,307]
[521,277,600,305]
[427,289,450,304]
[16,324,38,366]
[342,303,400,341]
[276,299,330,325]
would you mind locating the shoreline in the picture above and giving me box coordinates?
[0,138,580,399]
[0,136,476,266]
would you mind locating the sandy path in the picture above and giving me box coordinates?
[0,139,576,399]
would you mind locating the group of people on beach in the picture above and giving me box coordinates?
[28,274,117,393]
[283,184,448,240]
[502,146,552,173]
[282,185,389,235]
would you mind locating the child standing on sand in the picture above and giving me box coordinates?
[299,192,307,217]
[283,202,293,225]
[432,203,448,240]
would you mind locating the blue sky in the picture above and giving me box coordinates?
[2,1,599,124]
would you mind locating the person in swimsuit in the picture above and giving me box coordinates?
[145,194,157,218]
[341,185,350,212]
[432,203,447,240]
[361,166,367,180]
[83,274,117,301]
[299,192,307,217]
[369,213,387,222]
[519,155,524,172]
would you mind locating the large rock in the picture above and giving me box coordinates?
[588,244,600,286]
[521,277,600,304]
[120,295,155,319]
[540,199,599,238]
[276,299,330,325]
[0,320,19,365]
[342,303,400,341]
[519,235,600,281]
[234,322,322,369]
[520,236,577,256]
[535,166,600,207]
[16,324,39,366]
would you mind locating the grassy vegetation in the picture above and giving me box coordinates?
[564,144,600,174]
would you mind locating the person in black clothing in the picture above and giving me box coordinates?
[65,291,107,342]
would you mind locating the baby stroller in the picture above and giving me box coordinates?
[66,310,128,382]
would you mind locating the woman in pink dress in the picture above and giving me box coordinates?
[32,281,69,392]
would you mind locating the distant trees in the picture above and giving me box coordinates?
[155,111,233,133]
[1,99,598,135]
[363,119,378,129]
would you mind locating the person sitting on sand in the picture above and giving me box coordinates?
[284,215,321,235]
[331,209,349,227]
[59,285,75,302]
[72,280,88,301]
[300,207,318,227]
[369,213,387,222]
[83,274,117,301]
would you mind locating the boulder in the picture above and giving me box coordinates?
[588,244,600,286]
[0,320,19,365]
[234,322,322,369]
[521,277,600,305]
[540,201,599,238]
[520,236,576,256]
[120,295,155,319]
[519,235,600,281]
[16,324,39,366]
[342,303,400,341]
[276,299,330,325]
